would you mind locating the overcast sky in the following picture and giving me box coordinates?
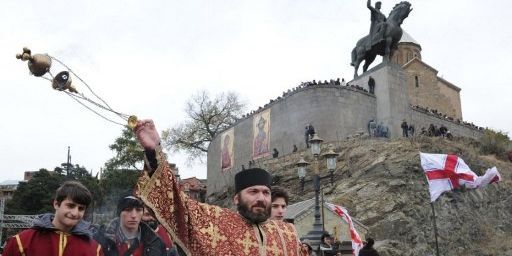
[1,0,511,182]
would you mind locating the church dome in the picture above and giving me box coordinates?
[393,30,422,65]
[399,30,420,46]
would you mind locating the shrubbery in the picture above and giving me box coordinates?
[480,129,511,160]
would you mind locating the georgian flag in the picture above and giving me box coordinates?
[420,152,502,202]
[325,203,363,256]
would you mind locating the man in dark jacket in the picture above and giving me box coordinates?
[142,206,180,256]
[318,232,336,256]
[400,120,409,137]
[359,237,380,256]
[94,193,166,256]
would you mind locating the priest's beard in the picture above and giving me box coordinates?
[237,197,270,224]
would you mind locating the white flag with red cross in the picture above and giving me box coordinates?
[420,152,502,202]
[325,203,363,256]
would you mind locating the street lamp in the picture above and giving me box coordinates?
[296,155,309,192]
[296,133,339,249]
[322,145,339,186]
[309,133,324,157]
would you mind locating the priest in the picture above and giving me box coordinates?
[134,119,306,255]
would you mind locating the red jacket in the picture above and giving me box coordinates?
[154,225,173,250]
[3,213,102,256]
[3,228,102,256]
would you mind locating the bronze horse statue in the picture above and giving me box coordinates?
[351,1,412,78]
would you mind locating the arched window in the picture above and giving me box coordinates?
[415,76,419,87]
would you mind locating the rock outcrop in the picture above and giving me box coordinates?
[210,136,512,255]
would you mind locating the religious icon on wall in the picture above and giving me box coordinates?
[252,110,271,159]
[221,128,234,171]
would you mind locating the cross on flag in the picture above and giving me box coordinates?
[420,152,502,202]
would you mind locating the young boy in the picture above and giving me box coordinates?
[270,186,289,221]
[3,181,102,256]
[93,193,166,256]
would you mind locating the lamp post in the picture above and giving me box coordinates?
[323,146,339,186]
[296,133,339,248]
[297,156,309,192]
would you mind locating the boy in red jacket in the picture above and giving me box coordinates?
[3,181,102,256]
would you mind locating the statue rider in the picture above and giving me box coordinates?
[366,0,387,51]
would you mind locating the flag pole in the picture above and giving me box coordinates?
[430,202,440,256]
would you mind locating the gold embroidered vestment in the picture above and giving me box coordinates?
[136,148,305,256]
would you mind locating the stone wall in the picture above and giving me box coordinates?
[350,63,410,138]
[409,108,482,139]
[207,85,377,196]
[437,77,463,119]
[403,59,463,120]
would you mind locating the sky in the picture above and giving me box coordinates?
[1,0,511,182]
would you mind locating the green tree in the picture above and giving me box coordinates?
[104,128,144,171]
[6,169,64,214]
[98,127,143,207]
[162,90,246,162]
[5,166,100,215]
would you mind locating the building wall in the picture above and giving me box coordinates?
[350,63,411,138]
[393,43,422,66]
[437,79,463,119]
[410,108,482,139]
[207,86,377,196]
[403,61,462,120]
[393,42,463,120]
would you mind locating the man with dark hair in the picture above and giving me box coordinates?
[272,148,279,158]
[142,206,179,256]
[318,232,336,256]
[401,119,409,137]
[3,181,103,256]
[359,237,380,256]
[270,186,289,221]
[133,119,305,255]
[93,193,167,256]
[368,76,375,94]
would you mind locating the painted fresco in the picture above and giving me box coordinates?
[220,128,234,171]
[252,109,271,159]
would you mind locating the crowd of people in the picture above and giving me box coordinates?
[2,180,180,256]
[238,77,375,121]
[367,119,390,138]
[419,124,453,139]
[400,120,415,137]
[369,118,458,139]
[411,105,483,131]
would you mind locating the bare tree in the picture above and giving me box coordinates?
[162,90,246,162]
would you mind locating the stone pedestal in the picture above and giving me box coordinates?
[350,63,410,138]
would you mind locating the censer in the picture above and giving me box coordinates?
[16,47,138,129]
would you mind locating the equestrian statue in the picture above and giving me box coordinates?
[351,0,412,78]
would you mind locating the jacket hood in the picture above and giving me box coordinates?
[32,213,94,239]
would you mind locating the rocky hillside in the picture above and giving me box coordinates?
[210,136,512,256]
